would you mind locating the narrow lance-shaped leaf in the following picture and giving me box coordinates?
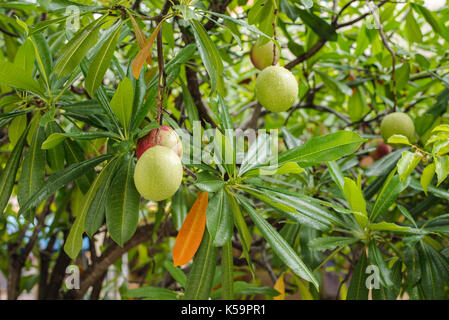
[278,131,365,167]
[54,16,106,78]
[346,251,369,300]
[370,169,405,222]
[190,19,224,94]
[368,242,393,289]
[17,125,47,217]
[64,157,118,259]
[85,157,121,237]
[85,21,124,96]
[184,232,218,300]
[0,127,29,214]
[343,177,368,229]
[173,192,208,267]
[238,197,319,289]
[206,188,233,246]
[221,240,234,299]
[19,154,112,215]
[109,77,134,135]
[106,155,141,247]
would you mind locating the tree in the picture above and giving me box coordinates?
[0,0,448,300]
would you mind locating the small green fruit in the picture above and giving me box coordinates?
[134,145,183,201]
[255,66,298,112]
[250,40,279,70]
[380,112,415,144]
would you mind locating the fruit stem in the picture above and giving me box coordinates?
[272,8,278,66]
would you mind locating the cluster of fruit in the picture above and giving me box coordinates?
[132,42,416,201]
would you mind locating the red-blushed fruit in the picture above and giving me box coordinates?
[370,143,392,160]
[250,40,279,70]
[136,125,182,159]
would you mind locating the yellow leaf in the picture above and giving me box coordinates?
[131,19,164,79]
[273,274,285,300]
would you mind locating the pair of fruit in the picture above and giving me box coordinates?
[251,40,299,113]
[134,126,183,201]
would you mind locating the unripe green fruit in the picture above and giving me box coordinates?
[250,40,279,70]
[255,66,298,112]
[134,145,183,201]
[380,112,416,144]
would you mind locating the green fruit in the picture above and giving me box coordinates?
[380,112,416,144]
[255,66,298,112]
[250,40,279,70]
[134,145,183,201]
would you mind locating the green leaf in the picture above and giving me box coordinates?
[346,251,369,300]
[19,154,112,215]
[211,281,279,298]
[85,157,120,237]
[171,187,188,231]
[123,286,178,300]
[239,197,319,289]
[14,39,35,78]
[296,8,337,41]
[206,188,233,247]
[45,122,65,172]
[243,185,335,231]
[368,222,411,233]
[317,71,352,96]
[387,134,410,146]
[369,242,393,289]
[0,60,44,97]
[106,155,140,247]
[110,77,134,133]
[64,157,117,259]
[54,17,104,78]
[0,126,29,214]
[195,172,225,193]
[221,240,234,299]
[42,131,120,149]
[184,232,218,300]
[370,170,405,222]
[405,10,422,44]
[256,162,306,176]
[395,63,410,91]
[418,242,447,299]
[8,115,27,148]
[411,4,443,38]
[326,161,345,193]
[189,20,224,94]
[85,21,123,96]
[372,260,402,300]
[17,125,46,213]
[63,138,95,193]
[347,87,368,122]
[227,192,254,276]
[309,236,358,251]
[163,261,187,288]
[397,151,421,182]
[31,34,53,84]
[343,177,368,229]
[421,163,436,196]
[278,131,365,167]
[435,155,449,186]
